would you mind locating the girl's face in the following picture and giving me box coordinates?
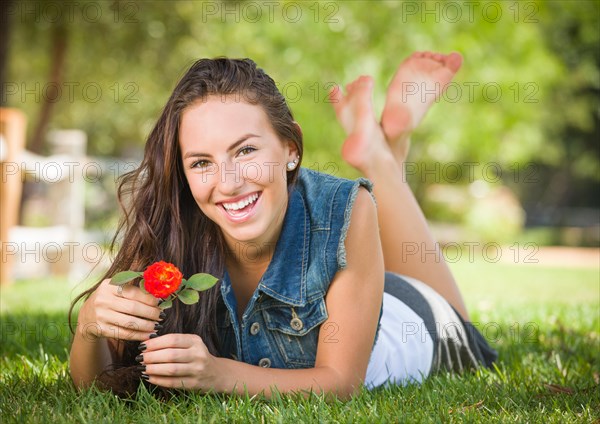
[179,96,298,252]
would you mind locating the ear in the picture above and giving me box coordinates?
[286,140,298,157]
[285,121,302,161]
[293,121,303,139]
[285,144,300,172]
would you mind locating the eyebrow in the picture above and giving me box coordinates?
[183,134,259,160]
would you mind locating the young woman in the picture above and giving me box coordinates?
[69,52,496,399]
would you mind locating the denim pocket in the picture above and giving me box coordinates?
[216,306,237,359]
[262,297,328,367]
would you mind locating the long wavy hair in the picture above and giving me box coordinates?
[69,58,303,396]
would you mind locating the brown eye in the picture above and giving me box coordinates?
[238,146,256,157]
[191,160,211,170]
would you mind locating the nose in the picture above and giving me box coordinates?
[217,160,245,195]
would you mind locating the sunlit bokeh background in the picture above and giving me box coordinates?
[1,0,598,285]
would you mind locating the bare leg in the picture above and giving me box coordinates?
[330,52,469,320]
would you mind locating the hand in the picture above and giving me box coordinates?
[138,333,219,392]
[78,278,162,342]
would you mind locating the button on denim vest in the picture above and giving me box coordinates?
[216,167,380,369]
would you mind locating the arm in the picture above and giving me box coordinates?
[69,279,162,388]
[140,188,385,399]
[69,320,113,389]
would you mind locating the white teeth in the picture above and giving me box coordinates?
[222,193,259,211]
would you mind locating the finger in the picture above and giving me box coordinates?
[84,321,153,342]
[141,347,192,365]
[106,310,158,333]
[145,363,191,377]
[143,333,200,351]
[107,297,162,322]
[100,278,158,307]
[98,311,157,334]
[117,284,160,307]
[143,375,192,390]
[100,326,154,341]
[105,328,153,342]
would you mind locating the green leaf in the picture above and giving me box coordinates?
[109,271,142,285]
[177,289,200,305]
[139,280,148,294]
[186,273,219,291]
[159,299,173,310]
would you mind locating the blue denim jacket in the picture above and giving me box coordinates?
[216,167,378,369]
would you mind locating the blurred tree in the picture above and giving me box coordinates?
[522,0,599,224]
[28,21,68,154]
[0,0,12,106]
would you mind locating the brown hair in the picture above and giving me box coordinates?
[69,58,303,396]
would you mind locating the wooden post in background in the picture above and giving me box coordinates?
[0,108,27,286]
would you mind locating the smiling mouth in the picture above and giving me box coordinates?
[219,192,262,216]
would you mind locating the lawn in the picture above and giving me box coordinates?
[1,260,598,423]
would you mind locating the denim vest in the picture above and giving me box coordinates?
[216,167,378,369]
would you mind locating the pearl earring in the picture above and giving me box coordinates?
[286,158,298,171]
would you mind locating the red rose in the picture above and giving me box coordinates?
[142,261,183,299]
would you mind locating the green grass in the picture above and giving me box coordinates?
[1,261,599,423]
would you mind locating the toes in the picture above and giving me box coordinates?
[413,51,463,72]
[445,52,463,72]
[357,75,374,87]
[345,76,373,94]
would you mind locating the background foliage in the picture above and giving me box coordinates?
[3,0,599,243]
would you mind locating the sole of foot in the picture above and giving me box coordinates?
[329,75,391,173]
[380,51,463,161]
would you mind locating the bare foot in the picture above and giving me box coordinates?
[329,75,393,174]
[380,51,463,162]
